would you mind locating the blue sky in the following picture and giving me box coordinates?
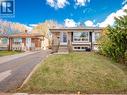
[1,0,127,27]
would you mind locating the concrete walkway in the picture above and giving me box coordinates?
[0,50,51,92]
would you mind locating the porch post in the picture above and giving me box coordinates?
[35,38,41,49]
[0,38,1,44]
[52,32,60,52]
[22,38,26,46]
[67,32,72,52]
[52,33,55,48]
[8,37,13,51]
[90,30,94,50]
[22,38,26,51]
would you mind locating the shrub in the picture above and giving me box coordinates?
[99,10,127,64]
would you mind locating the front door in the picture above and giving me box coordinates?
[60,32,67,45]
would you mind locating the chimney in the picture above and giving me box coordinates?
[25,30,27,33]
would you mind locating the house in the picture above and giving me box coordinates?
[41,36,50,50]
[0,31,49,51]
[50,27,103,53]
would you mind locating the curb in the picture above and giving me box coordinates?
[19,54,51,89]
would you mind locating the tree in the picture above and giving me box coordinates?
[32,20,63,47]
[99,10,127,64]
[0,20,28,34]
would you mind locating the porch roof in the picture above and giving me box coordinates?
[49,27,104,32]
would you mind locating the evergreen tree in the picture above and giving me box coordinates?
[100,10,127,64]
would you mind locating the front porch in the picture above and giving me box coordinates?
[50,27,103,53]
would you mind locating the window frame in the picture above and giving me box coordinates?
[94,32,100,42]
[73,32,89,42]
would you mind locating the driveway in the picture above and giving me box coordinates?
[0,50,51,92]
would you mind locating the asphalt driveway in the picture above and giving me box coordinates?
[0,50,51,92]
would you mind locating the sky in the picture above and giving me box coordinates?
[0,0,127,28]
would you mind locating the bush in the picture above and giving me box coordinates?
[99,10,127,64]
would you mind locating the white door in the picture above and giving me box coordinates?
[60,32,67,45]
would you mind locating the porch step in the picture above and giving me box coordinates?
[58,46,68,53]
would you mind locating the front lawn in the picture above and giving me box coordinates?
[19,52,127,94]
[0,50,21,56]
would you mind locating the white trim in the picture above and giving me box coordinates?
[93,42,98,45]
[60,42,67,45]
[60,32,63,42]
[72,42,91,44]
[92,32,95,42]
[93,32,100,43]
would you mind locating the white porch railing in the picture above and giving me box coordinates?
[0,44,8,50]
[60,42,67,45]
[12,44,22,51]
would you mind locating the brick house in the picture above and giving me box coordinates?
[50,27,103,53]
[0,31,49,51]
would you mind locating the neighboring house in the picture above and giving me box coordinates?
[41,37,49,50]
[50,27,103,52]
[0,31,49,51]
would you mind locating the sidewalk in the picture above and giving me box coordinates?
[0,51,40,64]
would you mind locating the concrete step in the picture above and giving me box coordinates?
[58,47,68,52]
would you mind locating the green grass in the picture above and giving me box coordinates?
[0,50,22,56]
[19,52,127,94]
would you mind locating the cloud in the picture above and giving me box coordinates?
[75,0,90,7]
[64,19,77,27]
[46,0,69,9]
[98,4,127,27]
[29,24,37,27]
[84,20,94,26]
[64,19,95,27]
[0,0,6,2]
[122,0,127,5]
[23,25,33,31]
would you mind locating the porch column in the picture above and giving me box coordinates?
[0,38,1,44]
[22,38,26,46]
[34,38,41,48]
[8,38,13,51]
[67,32,73,52]
[52,32,60,52]
[52,32,60,45]
[90,30,94,50]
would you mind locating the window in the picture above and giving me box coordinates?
[13,38,22,45]
[1,38,8,44]
[13,38,22,43]
[73,32,89,42]
[94,32,100,42]
[73,46,89,51]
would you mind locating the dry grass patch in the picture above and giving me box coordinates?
[19,52,127,94]
[0,50,22,56]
